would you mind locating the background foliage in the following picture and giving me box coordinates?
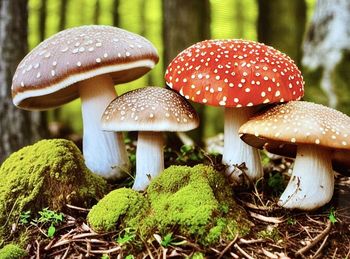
[27,0,318,137]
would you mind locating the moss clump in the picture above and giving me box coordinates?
[143,164,250,245]
[0,244,27,259]
[87,188,148,232]
[0,139,107,242]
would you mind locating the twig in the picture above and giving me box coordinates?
[35,240,40,259]
[66,204,91,212]
[295,220,332,257]
[331,247,338,259]
[217,234,238,259]
[262,248,278,259]
[311,235,329,259]
[230,252,240,258]
[249,211,284,224]
[234,243,255,259]
[239,238,266,245]
[61,246,70,259]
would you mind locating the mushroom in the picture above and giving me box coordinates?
[165,39,304,184]
[11,25,159,179]
[239,101,350,210]
[101,86,199,190]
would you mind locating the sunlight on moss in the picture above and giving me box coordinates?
[0,244,27,259]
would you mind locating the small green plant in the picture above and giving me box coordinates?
[257,226,281,242]
[329,207,338,224]
[35,208,64,238]
[116,228,136,245]
[101,255,110,259]
[19,210,31,225]
[287,217,297,225]
[125,255,134,259]
[176,145,204,164]
[267,173,285,194]
[161,233,174,247]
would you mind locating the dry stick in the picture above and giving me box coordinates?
[61,246,70,259]
[217,234,239,259]
[233,243,255,259]
[66,204,91,212]
[230,252,240,259]
[262,248,278,259]
[35,240,40,259]
[311,235,329,259]
[295,220,332,257]
[331,247,338,259]
[249,211,284,224]
[239,238,266,245]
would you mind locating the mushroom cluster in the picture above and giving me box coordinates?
[101,86,199,190]
[12,25,159,179]
[165,39,304,184]
[239,101,350,210]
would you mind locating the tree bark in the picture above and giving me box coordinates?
[162,0,211,145]
[302,0,350,113]
[0,0,46,163]
[257,0,306,65]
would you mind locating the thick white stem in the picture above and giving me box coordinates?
[278,145,334,210]
[133,131,164,191]
[79,74,129,179]
[223,107,263,184]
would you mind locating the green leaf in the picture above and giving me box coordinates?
[125,255,134,259]
[161,233,173,247]
[329,207,338,224]
[47,224,56,238]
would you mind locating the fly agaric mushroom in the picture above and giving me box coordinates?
[165,39,304,184]
[101,87,199,190]
[11,25,159,179]
[239,101,350,210]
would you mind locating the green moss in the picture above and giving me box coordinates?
[0,139,107,242]
[87,188,148,232]
[143,165,250,245]
[0,244,27,259]
[86,165,250,246]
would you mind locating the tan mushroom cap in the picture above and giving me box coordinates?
[239,101,350,174]
[101,87,199,132]
[12,25,159,110]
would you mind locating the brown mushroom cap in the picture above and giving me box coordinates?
[12,25,159,110]
[239,101,350,174]
[101,87,199,132]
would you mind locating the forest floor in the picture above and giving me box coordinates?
[21,133,350,259]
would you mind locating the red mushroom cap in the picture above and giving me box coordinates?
[165,39,304,107]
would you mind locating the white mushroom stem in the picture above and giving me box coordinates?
[133,131,164,191]
[278,145,334,210]
[79,74,129,179]
[223,107,263,184]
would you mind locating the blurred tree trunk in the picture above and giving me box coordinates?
[58,0,68,31]
[162,0,211,145]
[37,0,48,131]
[53,0,69,121]
[302,0,350,114]
[38,0,47,41]
[257,0,306,65]
[0,0,47,163]
[94,0,101,24]
[112,0,120,27]
[140,0,154,85]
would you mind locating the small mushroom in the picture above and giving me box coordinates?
[165,39,304,184]
[101,87,199,190]
[239,101,350,210]
[11,25,159,179]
